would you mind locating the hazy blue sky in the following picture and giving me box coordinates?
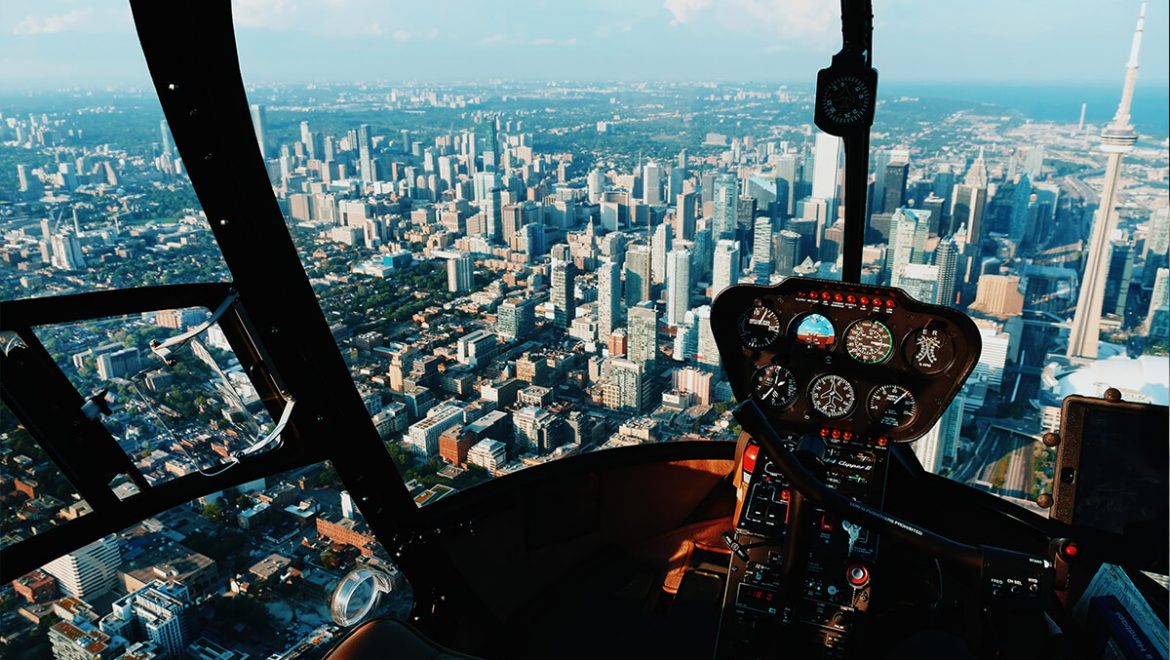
[1,0,1168,89]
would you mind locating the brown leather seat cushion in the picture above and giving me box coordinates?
[323,618,481,660]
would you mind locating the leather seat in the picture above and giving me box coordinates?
[323,618,482,660]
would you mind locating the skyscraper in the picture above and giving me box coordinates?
[675,192,697,241]
[884,208,929,285]
[551,260,576,331]
[950,184,987,247]
[42,535,121,600]
[446,253,473,293]
[666,248,692,327]
[643,161,663,205]
[935,236,960,307]
[652,222,672,285]
[812,131,843,225]
[882,160,909,214]
[627,303,658,367]
[1067,2,1147,358]
[249,104,267,159]
[105,580,192,658]
[598,260,622,342]
[713,173,737,238]
[625,244,652,306]
[712,239,740,298]
[751,216,773,283]
[913,397,964,474]
[775,230,801,276]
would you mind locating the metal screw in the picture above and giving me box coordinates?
[167,83,178,91]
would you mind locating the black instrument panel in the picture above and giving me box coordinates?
[712,277,981,442]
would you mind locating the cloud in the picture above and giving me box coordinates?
[663,0,711,24]
[477,33,510,45]
[393,29,411,41]
[733,0,836,41]
[11,9,94,34]
[233,0,299,29]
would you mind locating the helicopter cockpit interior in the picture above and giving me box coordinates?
[1,1,1168,659]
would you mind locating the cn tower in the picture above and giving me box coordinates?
[1067,1,1146,359]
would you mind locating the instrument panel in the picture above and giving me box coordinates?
[712,277,981,442]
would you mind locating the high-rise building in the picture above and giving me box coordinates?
[950,185,987,247]
[884,208,930,285]
[612,358,649,412]
[42,535,121,600]
[598,260,622,341]
[713,173,738,238]
[913,397,964,474]
[651,222,672,285]
[446,253,473,293]
[666,249,692,327]
[1068,2,1147,359]
[627,303,658,367]
[1145,267,1169,334]
[1008,174,1033,245]
[248,104,267,159]
[812,131,843,225]
[694,306,719,369]
[1102,239,1136,316]
[17,163,30,192]
[551,260,576,331]
[775,230,801,276]
[935,236,960,307]
[712,239,740,298]
[675,192,697,241]
[624,244,652,306]
[970,275,1025,318]
[882,160,909,214]
[643,161,663,205]
[975,328,1010,389]
[894,263,940,304]
[497,298,535,340]
[104,580,192,658]
[751,216,773,283]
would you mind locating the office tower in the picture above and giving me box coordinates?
[776,155,801,217]
[964,147,989,189]
[1148,206,1169,256]
[666,248,692,327]
[497,298,535,340]
[42,535,121,600]
[713,173,738,238]
[551,260,576,331]
[921,193,946,236]
[692,224,713,282]
[751,216,774,283]
[882,160,909,213]
[675,192,697,241]
[674,310,698,362]
[694,306,719,368]
[775,230,801,276]
[884,208,930,285]
[159,119,173,157]
[1008,174,1033,244]
[17,164,30,192]
[358,123,375,184]
[935,236,960,307]
[612,358,649,412]
[950,184,987,247]
[1145,267,1169,334]
[105,581,192,658]
[598,260,622,341]
[49,232,86,271]
[1068,3,1146,358]
[652,222,672,285]
[822,222,845,264]
[249,104,267,159]
[913,397,964,474]
[643,161,663,204]
[970,275,1025,318]
[1102,239,1136,316]
[812,131,843,225]
[446,253,473,293]
[712,239,741,298]
[587,168,604,203]
[1022,146,1045,179]
[975,328,1010,389]
[787,217,819,263]
[625,244,652,306]
[627,303,658,367]
[894,263,940,303]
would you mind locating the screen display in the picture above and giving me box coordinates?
[1072,407,1169,539]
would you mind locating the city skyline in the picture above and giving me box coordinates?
[1,1,1169,89]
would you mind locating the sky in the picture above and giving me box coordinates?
[0,0,1168,90]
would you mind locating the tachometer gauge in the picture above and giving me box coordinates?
[751,364,798,409]
[738,302,782,350]
[904,326,955,375]
[867,385,917,428]
[808,374,855,418]
[844,319,894,364]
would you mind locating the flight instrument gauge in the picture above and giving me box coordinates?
[809,374,855,418]
[867,385,918,429]
[738,302,782,350]
[751,364,798,409]
[844,319,894,364]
